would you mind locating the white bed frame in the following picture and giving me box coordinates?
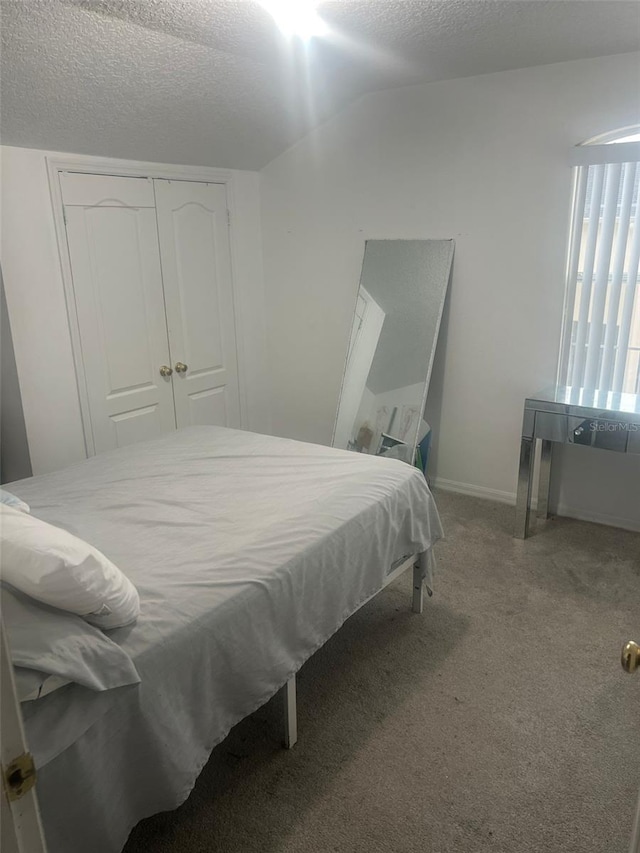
[280,551,429,749]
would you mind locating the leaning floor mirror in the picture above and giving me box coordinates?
[332,239,454,470]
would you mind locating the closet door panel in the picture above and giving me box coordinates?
[154,180,241,430]
[189,387,228,426]
[60,172,155,208]
[62,174,176,454]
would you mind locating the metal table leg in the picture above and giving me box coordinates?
[514,436,534,539]
[537,439,553,521]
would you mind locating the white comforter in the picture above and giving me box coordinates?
[11,426,443,853]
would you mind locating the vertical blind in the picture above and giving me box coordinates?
[559,141,640,395]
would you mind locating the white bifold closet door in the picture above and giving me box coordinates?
[62,173,177,452]
[61,172,241,455]
[154,179,240,430]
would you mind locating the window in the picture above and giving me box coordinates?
[558,128,640,395]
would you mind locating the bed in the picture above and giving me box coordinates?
[6,425,443,853]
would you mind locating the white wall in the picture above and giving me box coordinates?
[261,52,640,531]
[1,146,270,476]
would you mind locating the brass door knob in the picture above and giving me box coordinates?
[621,641,640,673]
[159,365,173,377]
[175,362,188,374]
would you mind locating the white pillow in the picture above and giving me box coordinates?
[0,505,140,629]
[0,488,30,513]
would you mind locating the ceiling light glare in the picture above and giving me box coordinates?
[258,0,329,41]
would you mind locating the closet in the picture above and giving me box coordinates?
[60,172,241,455]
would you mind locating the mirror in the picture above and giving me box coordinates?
[332,239,454,468]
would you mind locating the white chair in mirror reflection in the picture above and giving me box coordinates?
[333,239,454,469]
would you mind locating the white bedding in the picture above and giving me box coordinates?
[10,426,443,853]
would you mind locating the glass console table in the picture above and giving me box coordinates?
[514,385,640,539]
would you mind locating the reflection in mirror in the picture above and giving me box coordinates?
[332,239,454,469]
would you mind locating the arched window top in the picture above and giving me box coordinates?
[570,126,640,166]
[583,125,640,146]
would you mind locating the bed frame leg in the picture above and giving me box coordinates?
[282,675,297,749]
[412,559,424,614]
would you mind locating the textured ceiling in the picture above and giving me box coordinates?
[1,0,639,170]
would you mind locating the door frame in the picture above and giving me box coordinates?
[47,155,249,457]
[1,623,48,853]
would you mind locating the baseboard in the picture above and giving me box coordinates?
[552,503,640,533]
[431,477,640,534]
[431,477,516,505]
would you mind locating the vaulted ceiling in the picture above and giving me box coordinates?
[1,0,639,170]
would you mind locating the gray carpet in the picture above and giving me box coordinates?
[124,492,640,853]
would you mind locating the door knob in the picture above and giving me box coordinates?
[159,365,173,377]
[175,362,188,374]
[621,641,640,673]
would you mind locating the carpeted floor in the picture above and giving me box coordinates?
[124,492,640,853]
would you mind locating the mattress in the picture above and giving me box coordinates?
[9,426,443,853]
